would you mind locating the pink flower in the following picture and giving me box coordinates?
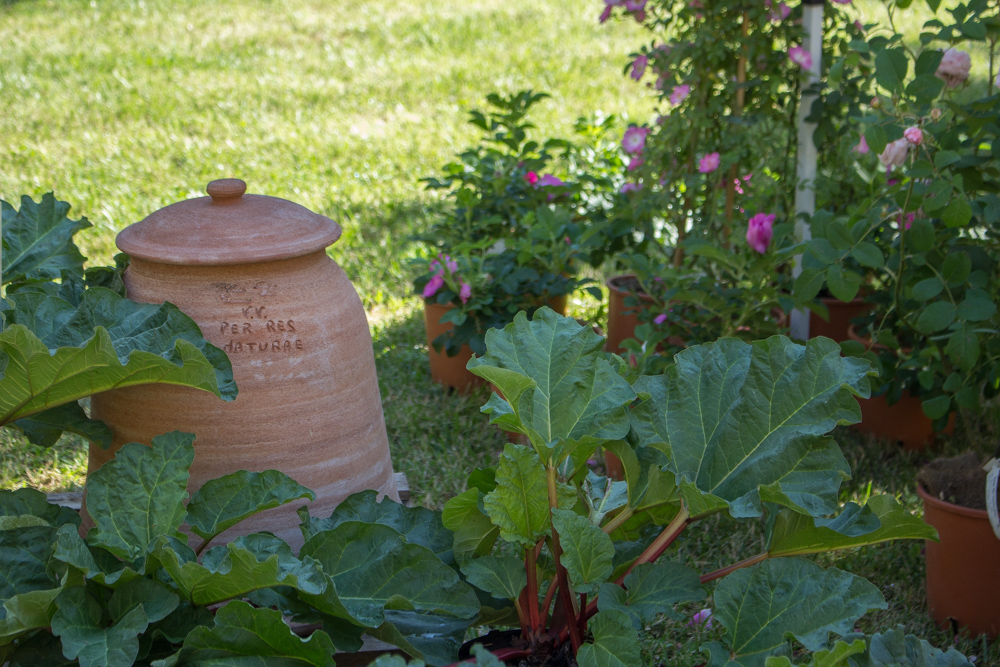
[422,272,445,298]
[538,174,565,187]
[698,152,720,173]
[669,84,691,106]
[627,156,644,171]
[687,609,713,629]
[624,0,646,21]
[746,213,775,254]
[852,136,870,154]
[878,138,910,171]
[904,126,923,145]
[622,126,649,155]
[630,55,648,81]
[936,49,971,88]
[525,171,539,185]
[854,19,865,33]
[768,1,790,21]
[653,313,668,325]
[599,0,623,22]
[620,182,643,193]
[897,211,916,230]
[788,46,812,69]
[459,282,472,304]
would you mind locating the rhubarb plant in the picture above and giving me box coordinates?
[0,193,237,447]
[445,307,957,667]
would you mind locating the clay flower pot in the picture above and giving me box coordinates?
[424,301,485,393]
[605,275,654,353]
[808,293,873,342]
[847,325,954,451]
[88,179,398,550]
[424,296,568,393]
[918,484,1000,638]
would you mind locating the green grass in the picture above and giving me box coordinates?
[3,0,1000,664]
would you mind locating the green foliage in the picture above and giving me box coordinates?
[0,193,236,448]
[795,1,1000,425]
[444,312,947,667]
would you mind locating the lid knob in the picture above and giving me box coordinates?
[207,178,247,202]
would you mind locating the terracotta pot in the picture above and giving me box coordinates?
[918,484,1000,638]
[87,179,398,550]
[424,296,568,393]
[605,275,654,353]
[808,294,872,342]
[847,325,954,451]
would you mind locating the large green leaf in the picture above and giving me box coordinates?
[0,284,236,428]
[846,626,973,666]
[441,489,499,560]
[764,639,867,667]
[154,532,338,609]
[300,489,453,565]
[52,524,142,588]
[710,559,886,667]
[85,431,195,561]
[50,586,149,667]
[12,402,113,449]
[468,309,636,462]
[577,610,641,667]
[768,496,937,557]
[460,554,527,601]
[631,337,871,519]
[173,601,336,666]
[483,444,574,547]
[597,560,704,627]
[1,193,89,285]
[369,609,471,667]
[551,509,614,595]
[0,587,62,645]
[299,521,480,627]
[0,525,59,599]
[186,470,314,543]
[0,488,81,528]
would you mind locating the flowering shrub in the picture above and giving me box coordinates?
[414,91,604,355]
[794,0,1000,425]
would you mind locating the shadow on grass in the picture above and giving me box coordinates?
[369,301,505,510]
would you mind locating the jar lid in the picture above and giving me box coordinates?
[116,179,342,265]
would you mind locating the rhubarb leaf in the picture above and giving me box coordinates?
[186,470,314,542]
[468,309,636,463]
[631,337,871,519]
[1,193,88,286]
[85,431,194,561]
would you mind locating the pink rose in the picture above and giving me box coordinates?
[600,0,623,22]
[768,1,790,21]
[653,313,668,325]
[935,48,971,88]
[669,84,691,106]
[622,126,649,154]
[627,156,644,171]
[422,272,445,298]
[878,138,910,170]
[459,282,472,304]
[538,174,565,187]
[853,136,870,154]
[904,126,923,145]
[525,171,539,185]
[620,182,643,193]
[630,55,648,81]
[788,46,812,69]
[746,213,775,254]
[698,152,720,173]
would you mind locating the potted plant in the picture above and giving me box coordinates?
[794,0,1000,449]
[414,91,603,390]
[917,451,1000,638]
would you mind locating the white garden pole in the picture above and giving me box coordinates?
[790,0,825,341]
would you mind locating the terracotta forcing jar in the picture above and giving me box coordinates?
[88,179,398,549]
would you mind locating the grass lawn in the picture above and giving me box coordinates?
[2,0,999,663]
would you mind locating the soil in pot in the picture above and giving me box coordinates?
[918,452,1000,638]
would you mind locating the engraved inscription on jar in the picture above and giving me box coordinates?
[211,282,304,354]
